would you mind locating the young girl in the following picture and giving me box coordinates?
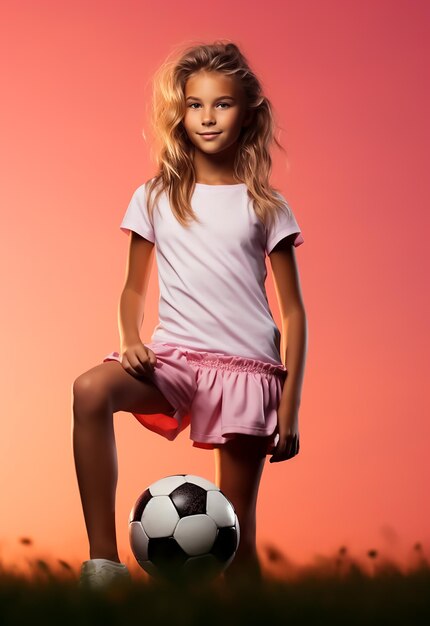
[72,41,307,590]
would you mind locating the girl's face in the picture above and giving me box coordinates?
[182,71,252,156]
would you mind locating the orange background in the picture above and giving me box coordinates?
[1,0,428,574]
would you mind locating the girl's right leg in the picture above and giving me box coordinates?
[71,360,175,563]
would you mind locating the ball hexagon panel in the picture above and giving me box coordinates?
[174,514,218,555]
[149,474,187,496]
[206,490,235,527]
[141,495,179,538]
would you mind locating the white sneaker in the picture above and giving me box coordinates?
[78,558,132,590]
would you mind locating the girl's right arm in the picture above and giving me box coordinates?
[118,231,157,377]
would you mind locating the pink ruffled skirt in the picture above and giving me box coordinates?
[102,342,288,455]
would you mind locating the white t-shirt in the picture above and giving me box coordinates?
[119,180,304,365]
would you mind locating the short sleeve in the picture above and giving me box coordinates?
[265,193,304,255]
[120,183,155,243]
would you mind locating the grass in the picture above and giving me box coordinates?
[0,538,429,625]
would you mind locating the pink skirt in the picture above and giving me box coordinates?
[102,342,288,455]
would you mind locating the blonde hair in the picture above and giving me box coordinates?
[144,40,293,232]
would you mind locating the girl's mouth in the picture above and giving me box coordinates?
[198,132,222,140]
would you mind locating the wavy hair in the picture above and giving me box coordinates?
[144,40,292,232]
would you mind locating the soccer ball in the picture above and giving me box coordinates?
[129,474,240,582]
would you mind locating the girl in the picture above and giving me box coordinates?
[72,41,307,590]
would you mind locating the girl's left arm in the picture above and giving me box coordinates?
[269,235,308,459]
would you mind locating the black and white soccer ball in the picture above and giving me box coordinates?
[129,474,240,582]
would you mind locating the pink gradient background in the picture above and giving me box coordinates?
[0,1,428,575]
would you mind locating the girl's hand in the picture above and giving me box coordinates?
[119,340,157,379]
[269,407,300,464]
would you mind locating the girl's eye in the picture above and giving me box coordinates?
[188,102,230,109]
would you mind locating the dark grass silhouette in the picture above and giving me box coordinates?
[1,536,429,625]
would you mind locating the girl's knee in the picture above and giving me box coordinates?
[72,371,112,417]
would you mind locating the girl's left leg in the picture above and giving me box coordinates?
[213,433,272,587]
